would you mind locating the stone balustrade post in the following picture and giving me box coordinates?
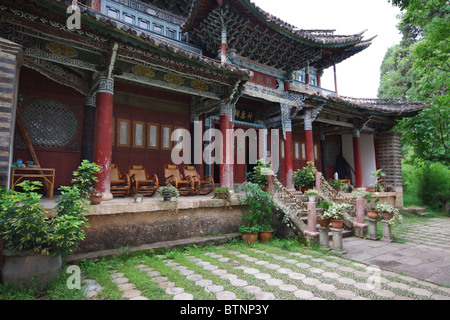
[353,197,368,238]
[367,218,379,241]
[303,200,319,244]
[381,220,393,242]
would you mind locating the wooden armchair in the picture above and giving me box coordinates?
[128,165,159,196]
[183,165,214,195]
[110,164,131,197]
[164,164,195,196]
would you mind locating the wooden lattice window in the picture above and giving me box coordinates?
[20,99,78,149]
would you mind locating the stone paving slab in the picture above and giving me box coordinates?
[343,217,450,286]
[95,219,450,301]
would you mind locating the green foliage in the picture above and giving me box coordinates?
[155,184,179,200]
[329,179,341,189]
[292,162,316,188]
[71,160,101,198]
[246,159,271,187]
[238,225,261,233]
[322,203,351,220]
[317,200,333,213]
[0,181,90,256]
[0,181,51,254]
[382,0,449,165]
[238,182,275,230]
[213,187,231,201]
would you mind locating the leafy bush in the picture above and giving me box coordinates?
[402,159,450,209]
[71,160,101,198]
[246,159,271,187]
[238,183,275,229]
[213,187,231,201]
[0,181,89,256]
[292,162,316,188]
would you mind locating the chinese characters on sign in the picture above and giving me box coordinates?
[235,107,255,123]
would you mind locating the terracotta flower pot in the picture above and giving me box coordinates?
[317,216,331,227]
[258,231,273,243]
[89,194,102,205]
[367,210,379,219]
[330,219,343,229]
[241,232,258,244]
[381,212,394,220]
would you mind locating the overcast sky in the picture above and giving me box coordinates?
[251,0,403,98]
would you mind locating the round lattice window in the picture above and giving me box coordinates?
[21,100,78,149]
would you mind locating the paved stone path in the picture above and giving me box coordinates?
[98,242,450,300]
[343,217,450,286]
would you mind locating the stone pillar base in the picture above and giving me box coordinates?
[353,222,368,238]
[381,220,393,242]
[101,192,113,201]
[330,228,346,253]
[318,226,330,250]
[303,230,319,246]
[366,218,379,241]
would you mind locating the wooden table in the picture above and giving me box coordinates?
[10,167,55,199]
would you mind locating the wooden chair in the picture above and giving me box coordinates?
[183,165,214,195]
[128,165,159,196]
[164,164,195,196]
[110,164,131,197]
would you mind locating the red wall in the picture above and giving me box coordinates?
[112,81,191,183]
[14,68,84,190]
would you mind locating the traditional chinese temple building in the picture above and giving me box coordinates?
[0,0,424,206]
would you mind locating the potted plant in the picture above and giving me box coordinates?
[213,186,231,201]
[71,160,101,204]
[258,224,274,243]
[291,162,316,192]
[246,159,272,191]
[239,224,261,244]
[364,192,380,219]
[0,181,90,289]
[317,200,333,227]
[156,184,179,202]
[376,202,399,221]
[304,189,319,202]
[329,179,341,191]
[238,183,275,244]
[323,203,351,229]
[133,193,144,203]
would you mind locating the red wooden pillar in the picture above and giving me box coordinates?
[284,131,294,190]
[219,102,230,188]
[316,74,321,88]
[304,110,315,164]
[353,130,364,188]
[94,76,114,200]
[91,0,101,11]
[281,104,294,190]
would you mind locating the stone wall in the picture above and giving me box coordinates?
[377,131,403,207]
[72,199,244,254]
[0,37,21,188]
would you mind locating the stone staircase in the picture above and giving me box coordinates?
[271,176,354,242]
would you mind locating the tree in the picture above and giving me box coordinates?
[380,0,449,165]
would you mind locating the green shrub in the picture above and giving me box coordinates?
[0,181,89,256]
[402,160,450,209]
[291,162,316,188]
[246,159,271,187]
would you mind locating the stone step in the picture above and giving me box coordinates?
[404,206,430,216]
